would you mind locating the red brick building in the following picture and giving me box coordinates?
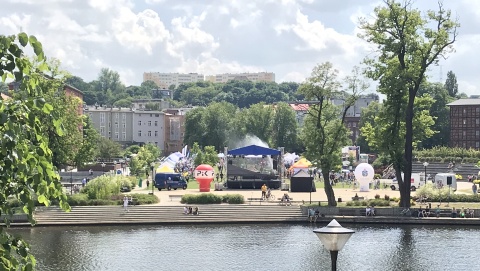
[447,99,480,149]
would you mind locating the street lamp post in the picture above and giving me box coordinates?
[313,219,355,271]
[423,161,429,186]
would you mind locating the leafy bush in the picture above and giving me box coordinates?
[221,194,245,204]
[384,195,390,201]
[82,175,133,200]
[66,193,158,206]
[181,193,223,204]
[368,199,390,206]
[374,194,380,199]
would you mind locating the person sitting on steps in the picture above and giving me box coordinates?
[281,193,291,205]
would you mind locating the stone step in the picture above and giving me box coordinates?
[33,205,305,226]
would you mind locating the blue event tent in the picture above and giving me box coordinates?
[228,145,280,156]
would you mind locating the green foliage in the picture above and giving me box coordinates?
[128,143,161,176]
[271,102,299,150]
[221,194,245,204]
[299,63,365,206]
[358,0,459,207]
[414,147,480,161]
[75,115,100,167]
[81,175,130,200]
[0,32,70,270]
[97,137,122,160]
[241,102,274,144]
[180,193,223,204]
[67,193,159,206]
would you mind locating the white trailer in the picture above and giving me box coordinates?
[434,173,457,191]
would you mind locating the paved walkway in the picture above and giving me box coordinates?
[128,181,474,206]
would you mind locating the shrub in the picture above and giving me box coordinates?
[221,194,245,204]
[374,194,380,199]
[384,195,390,201]
[66,193,159,206]
[368,199,390,207]
[82,175,134,200]
[181,193,222,204]
[67,193,89,206]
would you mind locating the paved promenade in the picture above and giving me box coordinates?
[129,180,473,206]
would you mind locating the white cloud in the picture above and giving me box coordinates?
[112,8,169,54]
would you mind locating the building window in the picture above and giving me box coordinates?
[123,123,126,129]
[100,126,105,134]
[476,108,480,113]
[115,113,119,120]
[115,123,119,128]
[347,123,351,127]
[155,114,159,117]
[155,131,158,137]
[148,121,152,126]
[122,132,126,140]
[138,131,142,137]
[476,119,479,125]
[148,131,152,137]
[463,131,466,137]
[353,123,356,128]
[138,120,142,126]
[477,142,480,148]
[155,121,158,126]
[122,113,126,120]
[476,131,480,137]
[100,113,105,123]
[115,132,119,139]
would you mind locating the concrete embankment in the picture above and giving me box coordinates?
[20,205,480,227]
[31,205,306,226]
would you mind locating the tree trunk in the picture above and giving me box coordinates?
[322,172,337,206]
[401,92,416,208]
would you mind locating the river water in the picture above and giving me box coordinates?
[8,223,479,271]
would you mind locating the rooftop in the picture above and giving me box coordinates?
[447,99,480,106]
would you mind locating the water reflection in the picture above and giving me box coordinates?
[8,224,480,271]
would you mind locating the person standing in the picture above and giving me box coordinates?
[123,196,130,212]
[472,183,477,195]
[146,179,150,189]
[261,184,267,200]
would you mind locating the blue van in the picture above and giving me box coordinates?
[154,173,187,191]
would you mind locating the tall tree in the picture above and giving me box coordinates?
[444,70,458,97]
[243,102,274,144]
[418,82,454,148]
[97,137,122,160]
[202,102,237,151]
[271,102,298,151]
[298,62,360,206]
[356,101,383,154]
[184,107,207,147]
[74,116,101,167]
[359,0,458,207]
[0,33,69,270]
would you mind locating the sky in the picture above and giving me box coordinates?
[1,0,479,96]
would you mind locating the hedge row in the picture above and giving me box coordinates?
[180,193,245,204]
[414,146,480,160]
[67,193,159,206]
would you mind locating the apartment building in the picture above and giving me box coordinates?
[143,72,204,88]
[85,105,195,153]
[205,72,275,83]
[447,98,480,149]
[132,110,166,151]
[85,106,135,144]
[132,99,170,110]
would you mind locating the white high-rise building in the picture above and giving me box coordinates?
[143,72,204,88]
